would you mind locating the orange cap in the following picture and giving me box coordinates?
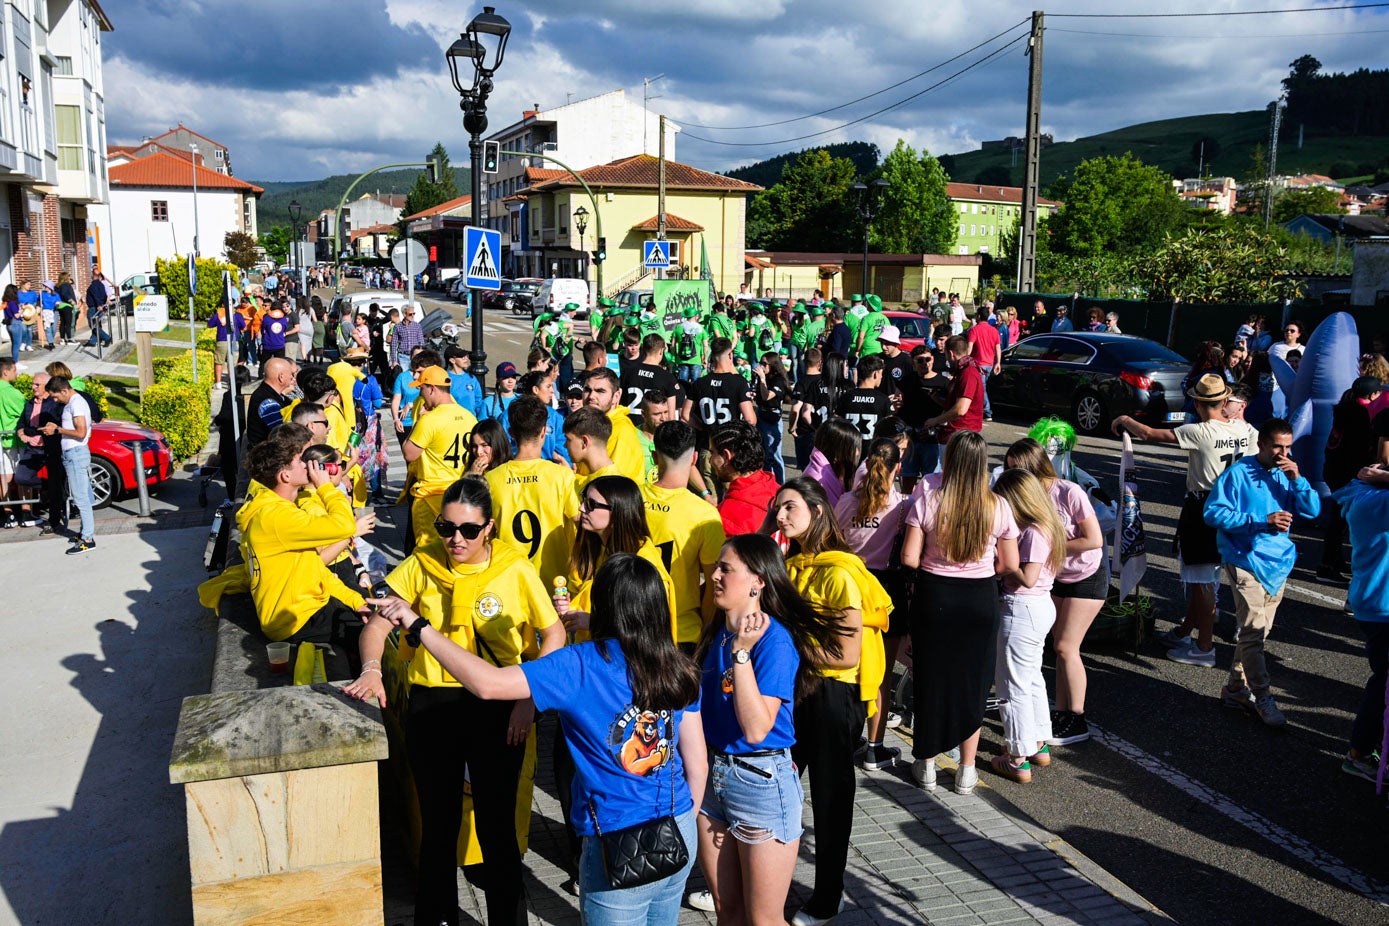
[410,365,451,389]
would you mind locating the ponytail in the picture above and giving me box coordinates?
[856,438,901,522]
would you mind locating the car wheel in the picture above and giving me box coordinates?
[89,455,121,510]
[1072,391,1107,435]
[503,298,514,313]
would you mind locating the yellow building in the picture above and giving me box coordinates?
[516,154,761,298]
[744,251,983,307]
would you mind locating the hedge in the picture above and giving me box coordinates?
[151,349,216,386]
[154,254,238,321]
[141,381,211,460]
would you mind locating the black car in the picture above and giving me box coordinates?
[987,332,1190,434]
[483,278,542,314]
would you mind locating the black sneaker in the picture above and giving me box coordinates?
[1316,566,1348,585]
[66,539,95,555]
[1046,711,1091,746]
[856,743,900,771]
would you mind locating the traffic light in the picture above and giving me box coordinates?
[594,237,607,263]
[425,155,442,184]
[482,140,500,175]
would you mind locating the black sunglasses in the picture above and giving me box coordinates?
[581,496,613,512]
[433,518,488,540]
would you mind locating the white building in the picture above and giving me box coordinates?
[484,89,679,276]
[90,149,261,278]
[314,192,405,259]
[0,0,113,289]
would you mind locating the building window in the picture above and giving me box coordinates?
[970,224,976,236]
[959,223,965,237]
[151,200,169,222]
[55,56,73,76]
[958,245,969,255]
[56,105,83,170]
[959,203,967,213]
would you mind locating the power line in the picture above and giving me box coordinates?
[678,18,1029,131]
[1053,25,1389,36]
[1052,2,1389,17]
[681,33,1028,148]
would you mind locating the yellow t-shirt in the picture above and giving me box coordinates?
[576,462,622,498]
[387,541,559,688]
[486,458,579,587]
[787,557,862,685]
[640,483,726,644]
[606,407,649,483]
[408,402,480,498]
[297,485,354,565]
[569,538,678,642]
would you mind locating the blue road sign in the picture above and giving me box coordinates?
[464,225,503,289]
[643,239,672,269]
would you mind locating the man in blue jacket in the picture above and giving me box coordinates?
[1333,466,1389,781]
[1204,418,1320,727]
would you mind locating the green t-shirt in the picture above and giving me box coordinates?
[745,317,777,361]
[845,306,870,343]
[800,318,826,350]
[672,323,706,364]
[856,311,889,357]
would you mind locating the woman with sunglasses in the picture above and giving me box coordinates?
[768,477,890,926]
[693,533,847,925]
[346,476,565,926]
[464,418,513,477]
[298,443,376,589]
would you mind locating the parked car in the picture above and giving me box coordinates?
[884,311,934,354]
[327,290,412,323]
[532,278,591,319]
[118,272,160,314]
[37,419,175,509]
[481,279,542,313]
[615,289,654,313]
[448,276,471,301]
[987,332,1190,435]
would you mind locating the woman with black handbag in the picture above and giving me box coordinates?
[372,552,706,924]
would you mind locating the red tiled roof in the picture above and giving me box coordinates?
[349,223,396,241]
[632,213,704,232]
[108,152,263,193]
[745,254,772,270]
[402,194,472,221]
[944,182,1061,208]
[527,155,761,193]
[107,145,139,158]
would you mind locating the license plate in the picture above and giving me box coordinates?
[1166,412,1185,422]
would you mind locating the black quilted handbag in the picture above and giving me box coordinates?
[588,766,688,889]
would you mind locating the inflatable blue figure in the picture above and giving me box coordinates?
[1269,312,1360,499]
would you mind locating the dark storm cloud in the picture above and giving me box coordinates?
[106,0,437,92]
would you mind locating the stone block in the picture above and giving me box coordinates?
[188,858,382,926]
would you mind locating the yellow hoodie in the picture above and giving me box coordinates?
[574,406,648,483]
[237,483,365,640]
[785,549,892,716]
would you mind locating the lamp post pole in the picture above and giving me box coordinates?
[574,205,589,299]
[850,178,889,295]
[446,6,511,381]
[189,142,201,381]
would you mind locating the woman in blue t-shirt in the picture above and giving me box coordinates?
[693,533,846,925]
[374,553,706,924]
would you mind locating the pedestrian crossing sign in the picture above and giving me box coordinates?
[643,239,672,269]
[464,225,502,289]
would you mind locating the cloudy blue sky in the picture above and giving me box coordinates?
[103,0,1389,182]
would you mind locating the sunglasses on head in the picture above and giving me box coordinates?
[581,496,612,512]
[433,518,488,540]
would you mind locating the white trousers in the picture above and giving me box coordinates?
[996,592,1057,757]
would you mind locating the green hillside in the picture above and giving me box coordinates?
[251,167,472,227]
[940,110,1389,189]
[725,142,880,188]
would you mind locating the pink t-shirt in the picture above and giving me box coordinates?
[1049,479,1102,583]
[906,474,1019,578]
[1004,525,1055,596]
[833,487,907,570]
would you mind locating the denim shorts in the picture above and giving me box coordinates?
[700,750,803,845]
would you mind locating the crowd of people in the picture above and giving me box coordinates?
[193,278,1389,926]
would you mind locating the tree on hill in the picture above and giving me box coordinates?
[746,149,860,252]
[726,142,879,189]
[223,231,260,269]
[870,140,956,255]
[973,165,1014,187]
[1044,153,1185,258]
[1273,186,1345,223]
[258,225,291,264]
[398,142,459,237]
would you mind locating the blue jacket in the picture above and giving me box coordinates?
[1334,480,1389,622]
[1204,455,1320,594]
[448,369,484,418]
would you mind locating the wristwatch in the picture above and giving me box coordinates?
[732,648,751,665]
[405,616,430,647]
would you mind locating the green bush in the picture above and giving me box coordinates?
[140,381,210,459]
[152,349,216,387]
[154,254,238,321]
[13,373,110,418]
[196,326,217,352]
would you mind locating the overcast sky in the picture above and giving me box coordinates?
[103,0,1389,182]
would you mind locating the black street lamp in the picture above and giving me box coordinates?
[289,199,302,292]
[850,178,890,295]
[446,5,511,379]
[573,205,589,289]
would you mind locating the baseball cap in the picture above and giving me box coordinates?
[1353,376,1383,399]
[565,382,584,398]
[879,325,901,345]
[410,365,451,388]
[496,361,519,379]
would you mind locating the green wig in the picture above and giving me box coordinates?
[1027,417,1077,458]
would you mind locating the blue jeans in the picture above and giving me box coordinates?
[758,419,785,484]
[62,444,95,542]
[579,808,697,925]
[677,364,702,382]
[793,430,814,472]
[979,364,994,418]
[7,320,22,361]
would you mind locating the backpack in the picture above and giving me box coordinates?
[528,328,547,356]
[757,324,775,354]
[676,327,698,362]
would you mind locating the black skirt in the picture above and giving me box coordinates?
[909,571,1000,759]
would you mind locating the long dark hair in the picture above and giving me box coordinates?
[822,351,849,418]
[696,534,848,703]
[440,476,496,540]
[465,418,512,472]
[1186,340,1224,388]
[814,418,861,489]
[767,477,851,557]
[591,554,698,711]
[572,475,649,582]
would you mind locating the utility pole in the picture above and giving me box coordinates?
[657,114,667,280]
[1017,10,1044,293]
[1264,95,1286,229]
[643,75,664,155]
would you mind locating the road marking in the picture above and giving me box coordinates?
[1090,722,1389,907]
[1282,580,1347,609]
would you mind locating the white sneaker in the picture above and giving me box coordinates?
[954,764,979,795]
[688,890,715,912]
[1166,637,1217,667]
[791,899,848,926]
[911,757,937,791]
[884,711,903,729]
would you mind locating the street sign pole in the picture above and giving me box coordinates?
[188,253,198,384]
[406,238,415,309]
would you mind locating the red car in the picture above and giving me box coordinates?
[37,419,174,509]
[884,311,936,353]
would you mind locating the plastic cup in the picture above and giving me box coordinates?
[267,642,292,674]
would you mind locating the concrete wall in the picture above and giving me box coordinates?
[1352,240,1389,306]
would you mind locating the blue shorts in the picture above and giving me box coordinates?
[700,750,803,845]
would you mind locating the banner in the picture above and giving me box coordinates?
[652,279,712,333]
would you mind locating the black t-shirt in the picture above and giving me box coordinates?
[835,388,894,442]
[617,353,642,379]
[688,372,755,443]
[756,376,789,424]
[879,352,913,396]
[898,370,949,427]
[366,314,386,351]
[620,362,682,416]
[793,373,843,432]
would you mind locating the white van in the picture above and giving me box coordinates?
[532,278,591,319]
[327,290,412,322]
